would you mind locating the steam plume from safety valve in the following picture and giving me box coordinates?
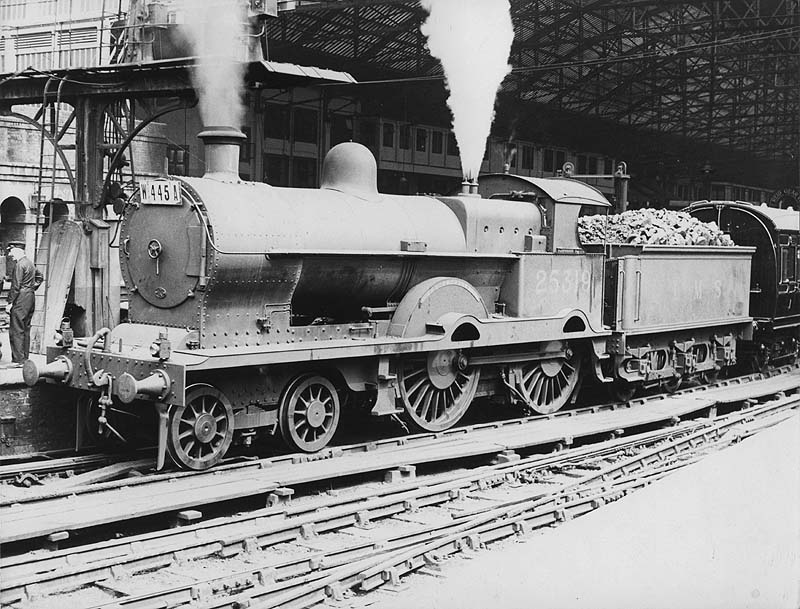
[178,0,247,129]
[420,0,514,183]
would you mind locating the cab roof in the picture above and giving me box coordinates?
[477,174,611,207]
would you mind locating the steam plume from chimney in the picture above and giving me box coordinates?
[420,0,514,182]
[179,0,247,128]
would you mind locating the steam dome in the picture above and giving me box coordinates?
[321,142,379,199]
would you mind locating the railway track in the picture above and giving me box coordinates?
[1,366,798,550]
[0,450,153,487]
[2,390,796,609]
[0,367,779,492]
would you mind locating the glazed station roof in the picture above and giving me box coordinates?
[266,0,799,163]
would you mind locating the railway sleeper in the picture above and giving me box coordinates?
[170,509,203,528]
[6,408,792,608]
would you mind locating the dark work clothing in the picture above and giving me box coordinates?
[8,256,37,304]
[10,290,34,362]
[9,257,37,363]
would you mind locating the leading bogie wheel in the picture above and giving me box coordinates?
[397,350,479,432]
[279,374,341,453]
[167,384,234,470]
[78,394,139,446]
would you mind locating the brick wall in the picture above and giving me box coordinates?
[0,385,77,454]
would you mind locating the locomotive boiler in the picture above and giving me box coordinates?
[25,127,755,470]
[122,127,533,343]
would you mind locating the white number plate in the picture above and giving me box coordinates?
[139,179,182,205]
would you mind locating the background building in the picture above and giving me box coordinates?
[1,0,797,295]
[3,1,796,214]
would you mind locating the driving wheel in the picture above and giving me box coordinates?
[510,343,581,415]
[397,350,479,432]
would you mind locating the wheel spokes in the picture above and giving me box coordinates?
[280,375,341,453]
[398,352,479,432]
[514,351,581,414]
[168,386,234,470]
[183,439,196,456]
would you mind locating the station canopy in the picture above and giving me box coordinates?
[265,0,799,166]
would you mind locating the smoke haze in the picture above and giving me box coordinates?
[420,0,514,181]
[180,0,246,128]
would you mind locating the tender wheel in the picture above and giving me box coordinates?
[510,343,581,415]
[662,375,681,393]
[397,350,479,432]
[700,368,720,384]
[167,384,234,470]
[751,349,770,373]
[279,375,341,453]
[610,380,637,403]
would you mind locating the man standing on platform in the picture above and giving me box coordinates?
[7,247,40,366]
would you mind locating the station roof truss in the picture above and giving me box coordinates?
[267,0,800,162]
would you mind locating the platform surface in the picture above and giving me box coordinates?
[367,414,800,609]
[0,329,45,387]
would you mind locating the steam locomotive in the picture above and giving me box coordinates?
[25,127,755,470]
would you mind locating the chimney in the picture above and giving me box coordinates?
[197,126,246,181]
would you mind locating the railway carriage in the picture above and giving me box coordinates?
[688,200,800,367]
[24,129,754,470]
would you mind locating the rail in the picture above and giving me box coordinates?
[3,393,794,608]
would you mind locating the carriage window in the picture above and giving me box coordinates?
[399,126,411,150]
[264,103,289,140]
[447,133,458,156]
[416,128,427,152]
[780,246,795,283]
[292,157,317,188]
[167,145,189,175]
[521,145,534,170]
[794,248,800,277]
[382,122,395,148]
[555,151,566,170]
[293,108,318,144]
[543,149,554,172]
[359,120,377,148]
[264,154,289,186]
[431,131,443,154]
